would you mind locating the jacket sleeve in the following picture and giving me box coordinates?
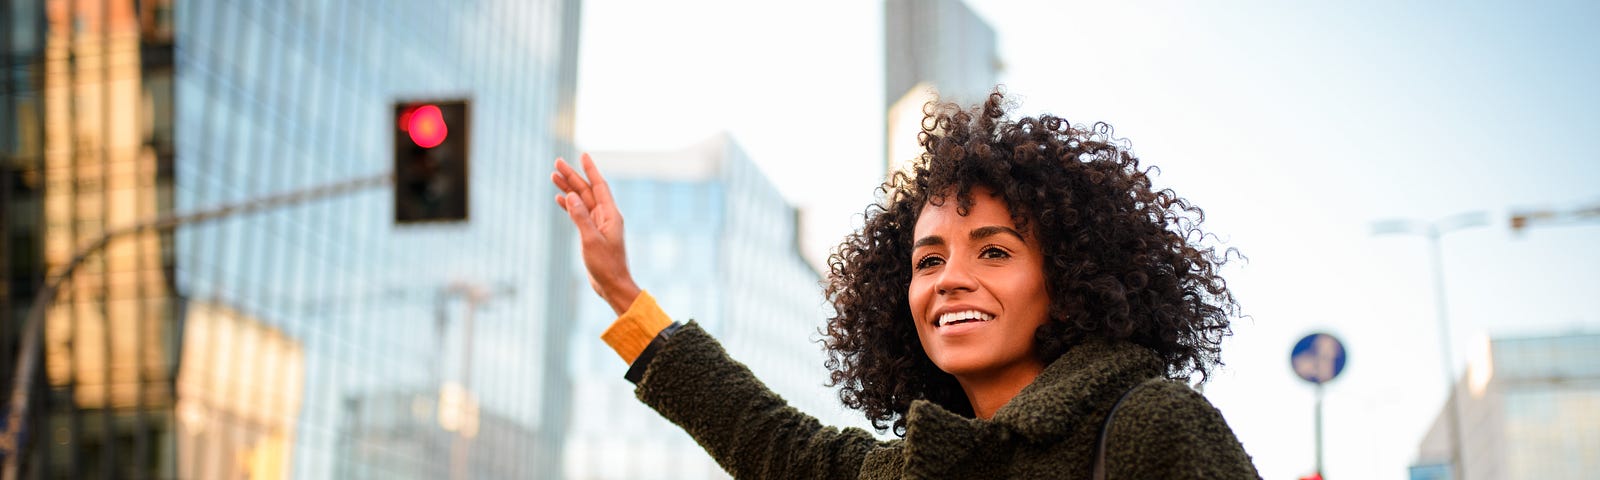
[1108,381,1262,479]
[632,321,888,480]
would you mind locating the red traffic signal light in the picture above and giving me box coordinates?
[399,104,449,148]
[394,99,470,224]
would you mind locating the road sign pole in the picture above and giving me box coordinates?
[1292,332,1345,480]
[1315,382,1324,478]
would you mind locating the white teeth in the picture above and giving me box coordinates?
[937,310,994,327]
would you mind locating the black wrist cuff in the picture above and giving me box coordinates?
[625,322,683,385]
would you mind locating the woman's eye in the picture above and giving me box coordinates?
[980,247,1011,259]
[915,256,944,270]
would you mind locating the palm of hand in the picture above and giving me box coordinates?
[581,207,623,297]
[552,153,640,315]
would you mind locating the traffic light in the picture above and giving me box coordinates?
[394,99,470,223]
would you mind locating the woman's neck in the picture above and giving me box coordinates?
[957,360,1046,420]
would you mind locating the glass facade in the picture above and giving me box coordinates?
[3,0,583,478]
[1411,333,1600,480]
[563,135,876,480]
[1496,335,1600,480]
[3,1,179,477]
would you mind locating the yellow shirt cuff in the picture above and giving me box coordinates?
[600,290,673,364]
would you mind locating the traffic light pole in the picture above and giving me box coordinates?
[0,172,393,480]
[1510,202,1600,233]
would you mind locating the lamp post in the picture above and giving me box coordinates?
[1371,211,1486,480]
[436,281,513,480]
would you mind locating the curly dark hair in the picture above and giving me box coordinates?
[822,90,1240,435]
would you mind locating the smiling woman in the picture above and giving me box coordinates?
[907,187,1053,420]
[552,90,1260,479]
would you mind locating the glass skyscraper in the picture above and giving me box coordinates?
[3,0,582,478]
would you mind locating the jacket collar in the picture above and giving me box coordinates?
[903,339,1165,454]
[991,339,1165,439]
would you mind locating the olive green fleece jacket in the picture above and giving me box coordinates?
[633,322,1260,479]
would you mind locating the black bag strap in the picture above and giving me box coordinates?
[1093,378,1158,480]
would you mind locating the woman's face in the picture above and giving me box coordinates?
[908,187,1051,381]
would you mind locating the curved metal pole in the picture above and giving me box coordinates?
[0,173,391,480]
[1371,211,1485,480]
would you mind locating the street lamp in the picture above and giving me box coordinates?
[435,281,514,480]
[1371,211,1487,480]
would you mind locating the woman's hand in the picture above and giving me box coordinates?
[552,153,641,315]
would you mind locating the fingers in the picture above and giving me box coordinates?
[581,153,617,206]
[551,172,574,198]
[554,157,598,208]
[562,192,600,243]
[553,158,587,196]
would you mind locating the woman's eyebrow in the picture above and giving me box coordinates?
[914,226,1023,249]
[912,235,944,249]
[970,225,1024,242]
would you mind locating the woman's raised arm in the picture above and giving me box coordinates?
[552,153,641,315]
[549,154,889,479]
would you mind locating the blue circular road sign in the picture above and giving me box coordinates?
[1291,333,1346,384]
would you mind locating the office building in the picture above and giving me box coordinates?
[884,0,1000,175]
[1410,333,1600,480]
[1,0,582,477]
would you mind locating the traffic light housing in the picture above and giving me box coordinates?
[394,99,470,223]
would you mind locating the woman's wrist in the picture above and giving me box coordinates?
[605,279,642,316]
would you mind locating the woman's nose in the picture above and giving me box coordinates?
[935,258,978,295]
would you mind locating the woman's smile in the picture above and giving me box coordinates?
[932,306,995,334]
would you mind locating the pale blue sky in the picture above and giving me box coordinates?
[574,1,1600,478]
